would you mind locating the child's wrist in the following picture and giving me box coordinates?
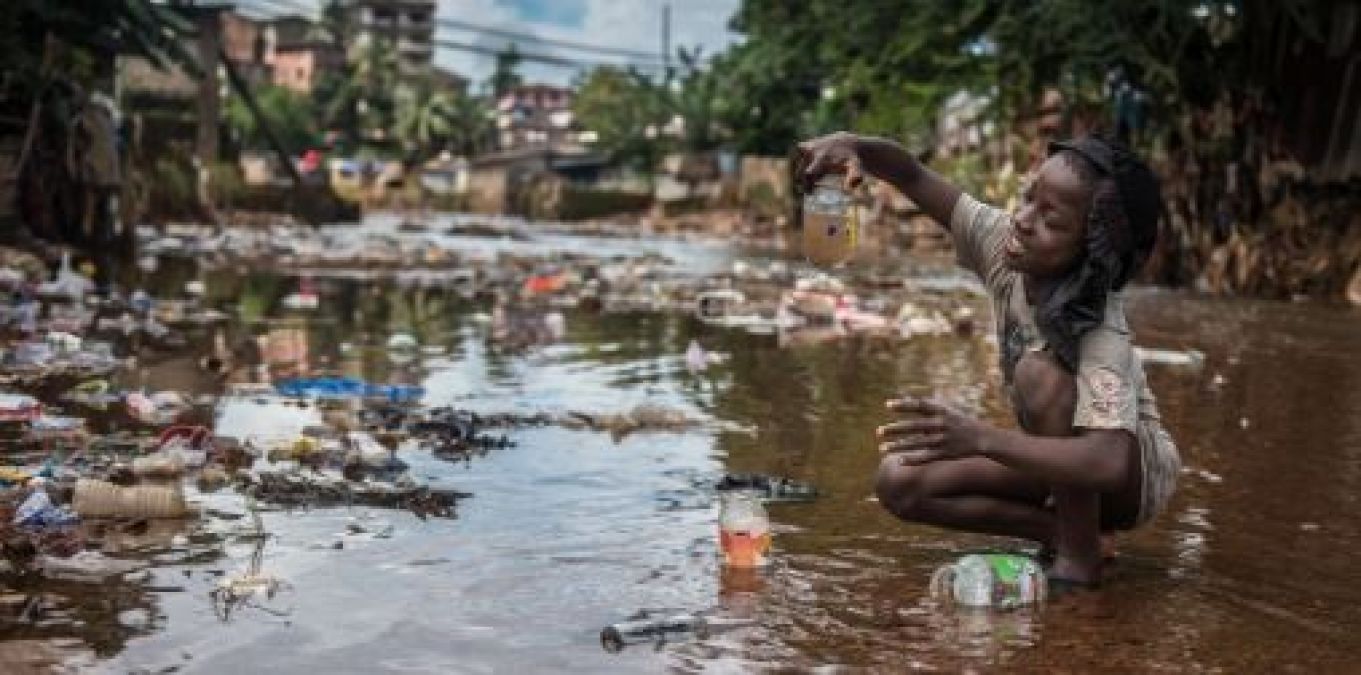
[974,424,1000,458]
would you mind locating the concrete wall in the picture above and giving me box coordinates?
[738,156,791,203]
[272,49,318,93]
[466,165,510,214]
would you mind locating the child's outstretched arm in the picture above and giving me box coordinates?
[796,132,962,231]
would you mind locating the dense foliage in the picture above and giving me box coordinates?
[710,0,1331,156]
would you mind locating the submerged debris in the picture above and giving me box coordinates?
[715,473,819,503]
[243,471,467,520]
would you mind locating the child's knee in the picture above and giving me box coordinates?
[875,456,930,520]
[1013,350,1077,429]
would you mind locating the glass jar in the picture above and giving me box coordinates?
[801,178,859,268]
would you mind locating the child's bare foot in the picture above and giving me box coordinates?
[1039,534,1119,566]
[1047,554,1102,588]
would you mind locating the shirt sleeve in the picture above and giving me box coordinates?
[1073,325,1140,433]
[949,192,1011,291]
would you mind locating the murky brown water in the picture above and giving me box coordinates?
[7,218,1361,673]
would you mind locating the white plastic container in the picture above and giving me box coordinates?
[718,489,771,568]
[929,553,1046,609]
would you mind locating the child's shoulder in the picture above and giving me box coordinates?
[1078,295,1136,365]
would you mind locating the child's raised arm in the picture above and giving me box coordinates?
[796,132,962,231]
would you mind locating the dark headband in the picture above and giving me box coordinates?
[1049,137,1114,175]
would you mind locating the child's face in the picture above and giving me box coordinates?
[1005,156,1093,280]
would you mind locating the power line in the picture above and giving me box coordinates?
[425,34,662,72]
[234,0,318,20]
[237,0,665,65]
[435,17,663,62]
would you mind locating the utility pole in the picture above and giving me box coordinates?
[661,3,671,72]
[194,7,222,167]
[219,49,303,189]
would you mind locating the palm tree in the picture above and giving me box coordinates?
[394,80,456,163]
[445,94,494,158]
[320,38,399,148]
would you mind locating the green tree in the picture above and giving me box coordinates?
[489,45,523,98]
[226,84,320,153]
[714,0,1345,295]
[667,47,727,155]
[394,79,457,163]
[320,0,351,51]
[320,38,399,151]
[446,94,494,157]
[572,66,667,174]
[713,0,990,154]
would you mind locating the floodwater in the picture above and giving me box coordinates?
[9,216,1361,673]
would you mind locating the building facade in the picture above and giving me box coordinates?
[496,84,579,150]
[343,0,437,75]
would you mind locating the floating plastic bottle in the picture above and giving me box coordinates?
[719,489,771,568]
[929,553,1047,610]
[716,473,818,503]
[600,613,707,652]
[72,478,190,519]
[13,482,78,529]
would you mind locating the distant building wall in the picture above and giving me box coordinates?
[272,49,318,92]
[466,164,510,214]
[221,11,263,65]
[346,0,437,75]
[496,84,576,150]
[271,45,341,93]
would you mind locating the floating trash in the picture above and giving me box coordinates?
[929,553,1047,610]
[715,473,818,503]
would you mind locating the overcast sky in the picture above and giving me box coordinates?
[240,0,744,89]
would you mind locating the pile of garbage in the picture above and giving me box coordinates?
[0,224,988,589]
[0,247,509,592]
[131,214,988,348]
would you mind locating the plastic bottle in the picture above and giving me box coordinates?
[719,489,771,568]
[600,613,707,652]
[929,553,1046,609]
[72,478,189,519]
[13,484,54,524]
[12,480,79,529]
[685,339,707,373]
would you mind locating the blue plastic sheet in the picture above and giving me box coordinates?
[272,377,423,404]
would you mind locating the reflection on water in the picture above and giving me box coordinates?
[23,250,1361,671]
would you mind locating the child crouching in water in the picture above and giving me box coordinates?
[796,133,1181,588]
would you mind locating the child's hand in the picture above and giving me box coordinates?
[795,132,865,195]
[876,397,987,464]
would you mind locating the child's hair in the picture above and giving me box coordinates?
[1034,136,1162,370]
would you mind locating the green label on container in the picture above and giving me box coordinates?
[984,554,1027,584]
